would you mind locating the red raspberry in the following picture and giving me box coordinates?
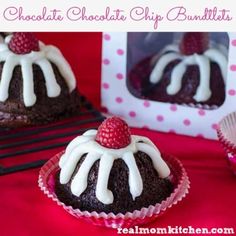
[179,32,209,55]
[95,116,131,149]
[8,32,39,55]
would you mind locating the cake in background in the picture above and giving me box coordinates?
[128,32,228,108]
[0,32,80,128]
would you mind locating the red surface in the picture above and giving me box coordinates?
[1,33,236,235]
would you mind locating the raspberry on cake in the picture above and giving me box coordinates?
[179,32,209,55]
[8,32,40,54]
[95,116,131,149]
[0,32,80,128]
[55,117,173,213]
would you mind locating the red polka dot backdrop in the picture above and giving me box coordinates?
[101,32,236,139]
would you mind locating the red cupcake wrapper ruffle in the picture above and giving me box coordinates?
[217,112,236,174]
[38,151,190,228]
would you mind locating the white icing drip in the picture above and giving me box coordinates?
[0,43,6,50]
[0,55,17,102]
[161,44,179,54]
[150,44,228,102]
[21,58,37,106]
[204,48,228,82]
[59,130,171,204]
[59,153,68,169]
[122,152,143,200]
[59,135,96,168]
[83,129,97,136]
[193,55,211,102]
[217,44,228,58]
[96,153,115,204]
[136,143,171,178]
[150,53,182,84]
[211,41,228,58]
[167,58,188,95]
[60,146,87,184]
[44,46,76,92]
[35,59,61,97]
[5,35,12,44]
[167,54,212,102]
[0,36,76,107]
[71,152,101,197]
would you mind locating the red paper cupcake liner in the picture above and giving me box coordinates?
[38,151,190,228]
[217,111,236,174]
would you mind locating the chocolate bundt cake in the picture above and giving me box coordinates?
[55,117,173,214]
[0,32,80,128]
[128,32,228,107]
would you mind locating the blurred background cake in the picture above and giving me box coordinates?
[55,116,173,214]
[128,32,228,108]
[0,32,80,128]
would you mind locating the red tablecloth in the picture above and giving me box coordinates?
[0,33,236,236]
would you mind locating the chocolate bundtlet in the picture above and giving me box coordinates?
[128,32,227,108]
[0,33,80,128]
[55,151,173,214]
[55,117,173,214]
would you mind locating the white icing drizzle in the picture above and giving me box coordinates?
[136,142,170,178]
[160,44,180,54]
[59,129,97,168]
[122,152,143,200]
[59,130,171,205]
[21,58,37,106]
[0,35,76,107]
[204,49,228,82]
[44,45,76,92]
[150,53,182,84]
[193,55,211,102]
[150,45,228,102]
[35,59,61,97]
[167,54,212,102]
[71,152,101,197]
[96,153,115,204]
[0,55,17,103]
[60,147,86,184]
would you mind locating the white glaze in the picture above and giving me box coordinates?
[59,130,171,205]
[150,53,182,84]
[150,45,228,102]
[167,54,212,102]
[204,48,228,82]
[122,151,143,200]
[0,35,76,107]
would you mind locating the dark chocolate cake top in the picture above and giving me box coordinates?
[0,32,76,107]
